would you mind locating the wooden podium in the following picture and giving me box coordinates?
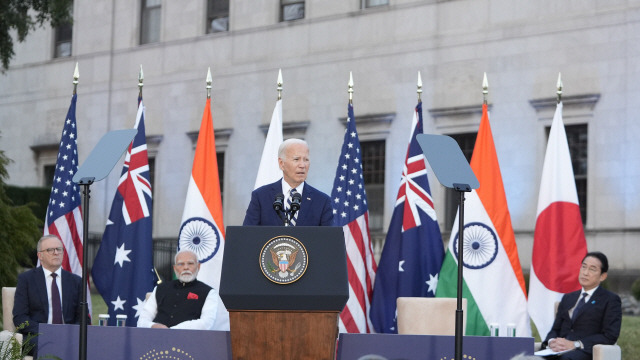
[221,226,348,360]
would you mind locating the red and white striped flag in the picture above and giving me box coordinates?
[43,93,91,314]
[330,102,377,333]
[528,101,587,338]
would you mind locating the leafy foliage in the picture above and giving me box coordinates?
[0,323,36,360]
[632,277,640,301]
[0,142,42,289]
[0,0,73,72]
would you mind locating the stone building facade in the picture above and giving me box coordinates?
[1,0,639,282]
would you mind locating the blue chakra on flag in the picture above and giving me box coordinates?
[178,217,221,263]
[453,222,498,269]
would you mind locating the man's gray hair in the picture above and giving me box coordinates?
[37,234,62,252]
[278,138,308,160]
[174,249,198,264]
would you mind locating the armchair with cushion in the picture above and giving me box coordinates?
[1,287,33,360]
[396,297,467,335]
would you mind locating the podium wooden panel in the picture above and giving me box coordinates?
[229,310,339,360]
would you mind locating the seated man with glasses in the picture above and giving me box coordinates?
[540,251,622,360]
[13,235,85,356]
[138,250,223,330]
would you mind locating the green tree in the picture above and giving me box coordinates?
[0,140,42,289]
[0,0,73,72]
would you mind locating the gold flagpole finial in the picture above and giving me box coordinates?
[138,65,144,97]
[206,67,212,99]
[277,69,283,100]
[556,72,563,104]
[73,62,79,95]
[482,72,489,105]
[417,71,423,102]
[348,72,354,104]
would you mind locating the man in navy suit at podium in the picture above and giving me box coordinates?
[243,138,333,226]
[541,251,622,360]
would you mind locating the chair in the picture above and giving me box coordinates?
[533,301,621,360]
[396,297,467,335]
[1,287,33,360]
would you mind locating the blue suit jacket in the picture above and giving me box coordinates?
[543,286,622,355]
[13,266,84,335]
[243,180,334,226]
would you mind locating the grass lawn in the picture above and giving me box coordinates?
[619,316,640,360]
[90,291,108,325]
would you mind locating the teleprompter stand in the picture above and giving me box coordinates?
[220,226,349,360]
[72,129,137,360]
[416,134,479,360]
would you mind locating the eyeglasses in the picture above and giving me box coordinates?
[40,247,64,254]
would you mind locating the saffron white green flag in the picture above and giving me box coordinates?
[254,99,283,189]
[178,97,229,330]
[436,104,530,337]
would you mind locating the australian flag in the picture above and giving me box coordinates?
[91,96,155,326]
[369,101,445,333]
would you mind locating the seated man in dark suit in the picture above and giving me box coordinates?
[541,251,622,360]
[13,235,84,356]
[243,138,333,226]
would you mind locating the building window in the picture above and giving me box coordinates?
[550,124,588,223]
[140,0,161,45]
[281,0,304,21]
[361,140,385,231]
[147,157,156,194]
[207,0,229,33]
[44,164,56,188]
[217,151,225,206]
[53,22,72,58]
[362,0,389,8]
[444,132,476,230]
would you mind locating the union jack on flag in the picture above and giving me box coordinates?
[331,102,377,333]
[370,101,445,333]
[92,96,155,326]
[43,93,92,314]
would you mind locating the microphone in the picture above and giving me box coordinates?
[273,193,284,211]
[290,191,302,213]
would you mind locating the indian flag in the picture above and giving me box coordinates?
[178,93,229,329]
[436,103,530,337]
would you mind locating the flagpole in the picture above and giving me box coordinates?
[348,72,354,105]
[207,67,212,99]
[73,62,79,95]
[76,63,91,360]
[454,73,487,360]
[138,65,144,97]
[277,68,283,100]
[417,71,422,103]
[556,72,562,104]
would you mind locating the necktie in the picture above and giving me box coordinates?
[51,273,63,324]
[572,292,588,320]
[287,188,299,226]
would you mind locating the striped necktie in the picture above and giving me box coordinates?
[287,188,299,226]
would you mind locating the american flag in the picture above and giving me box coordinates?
[331,102,377,333]
[91,96,155,326]
[43,93,91,313]
[370,101,444,333]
